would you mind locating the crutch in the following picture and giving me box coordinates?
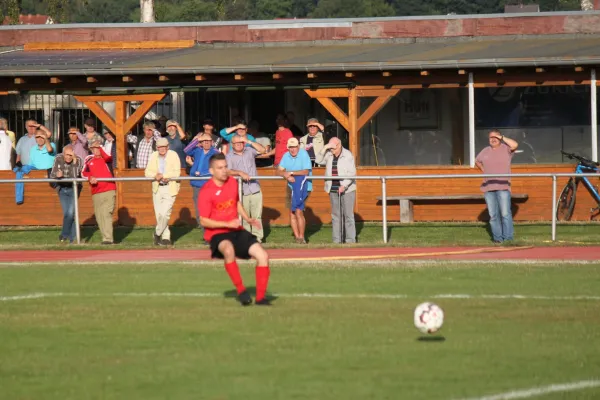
[339,191,344,244]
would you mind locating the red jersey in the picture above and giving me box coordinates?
[274,128,294,166]
[81,147,116,195]
[198,176,242,241]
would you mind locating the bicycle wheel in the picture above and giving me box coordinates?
[556,178,576,221]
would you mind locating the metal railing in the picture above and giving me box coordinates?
[1,172,599,245]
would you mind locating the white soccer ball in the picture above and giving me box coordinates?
[414,302,444,334]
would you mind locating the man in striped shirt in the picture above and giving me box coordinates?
[316,137,357,244]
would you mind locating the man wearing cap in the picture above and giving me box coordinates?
[16,119,50,167]
[145,137,181,246]
[300,118,326,167]
[165,120,187,169]
[82,139,116,245]
[130,122,160,169]
[185,132,220,230]
[66,127,89,162]
[29,129,56,170]
[277,137,312,244]
[226,134,266,242]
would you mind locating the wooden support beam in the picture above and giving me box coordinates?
[304,88,350,98]
[195,75,206,81]
[75,93,166,175]
[348,87,359,163]
[122,76,133,83]
[382,72,392,77]
[86,77,98,83]
[50,77,62,84]
[234,74,243,81]
[75,100,117,134]
[356,91,400,131]
[345,72,355,78]
[14,78,25,84]
[123,99,164,135]
[307,73,317,79]
[74,94,165,103]
[307,94,350,132]
[114,100,127,212]
[158,75,169,81]
[272,73,282,80]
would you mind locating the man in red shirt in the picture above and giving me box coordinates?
[259,113,293,167]
[198,153,271,306]
[81,139,116,245]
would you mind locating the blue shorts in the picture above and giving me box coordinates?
[289,176,309,212]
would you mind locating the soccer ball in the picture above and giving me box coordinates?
[414,302,444,334]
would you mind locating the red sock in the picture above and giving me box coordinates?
[225,261,246,294]
[255,266,270,302]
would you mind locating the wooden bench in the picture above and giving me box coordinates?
[376,194,529,223]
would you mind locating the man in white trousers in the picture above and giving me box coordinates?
[145,137,181,246]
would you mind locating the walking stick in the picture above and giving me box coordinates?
[339,191,344,244]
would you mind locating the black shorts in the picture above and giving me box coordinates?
[210,230,259,260]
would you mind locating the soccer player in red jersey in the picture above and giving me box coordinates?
[198,153,271,306]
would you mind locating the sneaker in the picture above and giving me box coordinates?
[255,298,272,306]
[295,237,307,244]
[238,290,252,306]
[160,239,171,246]
[154,234,160,246]
[59,235,66,243]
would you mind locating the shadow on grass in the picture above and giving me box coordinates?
[223,286,279,303]
[171,207,195,244]
[417,336,446,342]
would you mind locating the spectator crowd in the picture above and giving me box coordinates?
[0,111,361,246]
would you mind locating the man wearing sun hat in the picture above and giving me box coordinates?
[300,118,326,167]
[277,137,312,244]
[145,137,181,246]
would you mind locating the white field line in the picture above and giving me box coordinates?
[2,292,600,302]
[0,259,598,268]
[458,379,600,400]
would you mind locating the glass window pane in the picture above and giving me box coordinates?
[475,85,591,163]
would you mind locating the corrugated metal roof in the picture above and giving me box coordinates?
[0,36,599,76]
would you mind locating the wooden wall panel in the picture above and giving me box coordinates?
[1,164,598,227]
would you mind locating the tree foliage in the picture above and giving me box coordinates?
[11,0,586,24]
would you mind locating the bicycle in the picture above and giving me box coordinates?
[556,150,600,221]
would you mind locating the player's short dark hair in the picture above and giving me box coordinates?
[209,152,226,167]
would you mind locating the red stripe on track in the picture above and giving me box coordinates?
[0,246,598,262]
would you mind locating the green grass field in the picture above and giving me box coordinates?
[1,222,600,250]
[1,261,600,400]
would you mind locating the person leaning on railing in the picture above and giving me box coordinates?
[82,139,116,245]
[50,145,83,244]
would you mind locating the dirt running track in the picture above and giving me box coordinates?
[0,246,598,263]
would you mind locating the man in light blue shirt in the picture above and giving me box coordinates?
[277,137,312,244]
[16,120,51,166]
[29,132,56,170]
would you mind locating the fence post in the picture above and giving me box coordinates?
[381,177,388,243]
[72,179,81,245]
[551,175,557,242]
